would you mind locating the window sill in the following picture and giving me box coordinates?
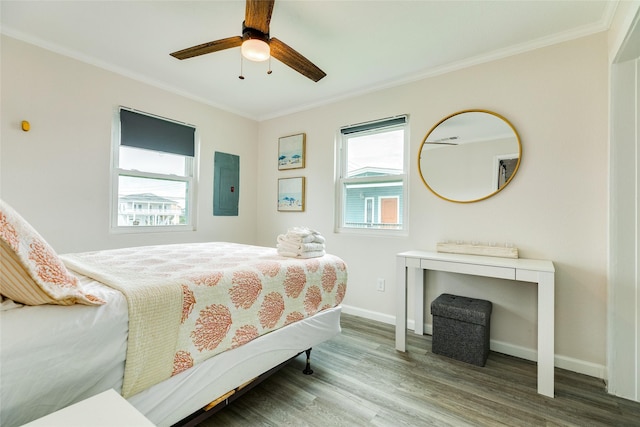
[335,226,408,238]
[109,225,195,234]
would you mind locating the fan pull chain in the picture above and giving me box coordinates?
[239,55,245,80]
[267,56,272,75]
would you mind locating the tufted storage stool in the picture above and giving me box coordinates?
[430,293,493,366]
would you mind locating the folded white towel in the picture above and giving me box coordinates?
[277,241,325,253]
[299,242,325,252]
[278,233,315,244]
[279,228,325,242]
[277,249,326,259]
[292,234,316,243]
[287,226,319,237]
[276,240,296,251]
[283,227,324,242]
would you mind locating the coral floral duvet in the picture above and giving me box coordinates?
[61,242,347,398]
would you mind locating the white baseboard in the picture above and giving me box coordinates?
[340,304,607,380]
[342,304,402,327]
[555,355,608,380]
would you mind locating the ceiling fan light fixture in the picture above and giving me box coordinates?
[241,38,270,62]
[172,2,326,82]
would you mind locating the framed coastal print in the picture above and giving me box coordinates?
[278,133,306,170]
[277,177,305,212]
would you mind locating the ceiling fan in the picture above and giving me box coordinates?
[170,0,326,82]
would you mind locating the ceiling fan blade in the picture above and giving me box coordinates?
[269,38,326,82]
[245,0,274,34]
[170,36,243,60]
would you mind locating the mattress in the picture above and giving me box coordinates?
[0,274,342,427]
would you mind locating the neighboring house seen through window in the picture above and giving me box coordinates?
[111,108,196,231]
[336,115,408,233]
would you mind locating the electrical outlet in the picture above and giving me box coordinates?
[377,278,385,292]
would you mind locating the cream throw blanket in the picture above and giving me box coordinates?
[61,242,347,398]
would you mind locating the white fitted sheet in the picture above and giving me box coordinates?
[0,276,128,427]
[1,273,341,427]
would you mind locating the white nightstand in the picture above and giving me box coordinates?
[23,389,155,426]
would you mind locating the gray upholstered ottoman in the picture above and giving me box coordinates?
[430,293,492,366]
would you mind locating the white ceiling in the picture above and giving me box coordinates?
[1,0,616,121]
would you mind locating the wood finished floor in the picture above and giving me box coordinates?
[198,314,640,426]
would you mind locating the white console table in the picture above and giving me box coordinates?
[396,250,555,398]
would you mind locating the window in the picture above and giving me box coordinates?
[336,115,408,233]
[111,108,196,231]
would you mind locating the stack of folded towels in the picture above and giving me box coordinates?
[277,227,326,258]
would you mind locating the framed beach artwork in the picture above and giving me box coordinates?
[278,133,306,170]
[278,177,305,212]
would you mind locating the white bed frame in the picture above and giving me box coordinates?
[130,306,342,426]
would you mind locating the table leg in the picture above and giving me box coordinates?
[414,267,425,335]
[395,256,408,351]
[537,271,555,397]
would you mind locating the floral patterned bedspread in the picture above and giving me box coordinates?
[60,242,347,398]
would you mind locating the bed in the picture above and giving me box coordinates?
[0,200,347,426]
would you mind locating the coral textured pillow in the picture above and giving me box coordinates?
[0,200,104,305]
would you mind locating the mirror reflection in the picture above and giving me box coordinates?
[418,110,521,203]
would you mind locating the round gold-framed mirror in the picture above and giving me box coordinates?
[418,109,521,203]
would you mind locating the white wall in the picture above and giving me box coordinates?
[0,30,614,379]
[0,36,259,253]
[257,33,609,377]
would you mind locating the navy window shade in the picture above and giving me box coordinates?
[120,109,195,157]
[340,115,407,135]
